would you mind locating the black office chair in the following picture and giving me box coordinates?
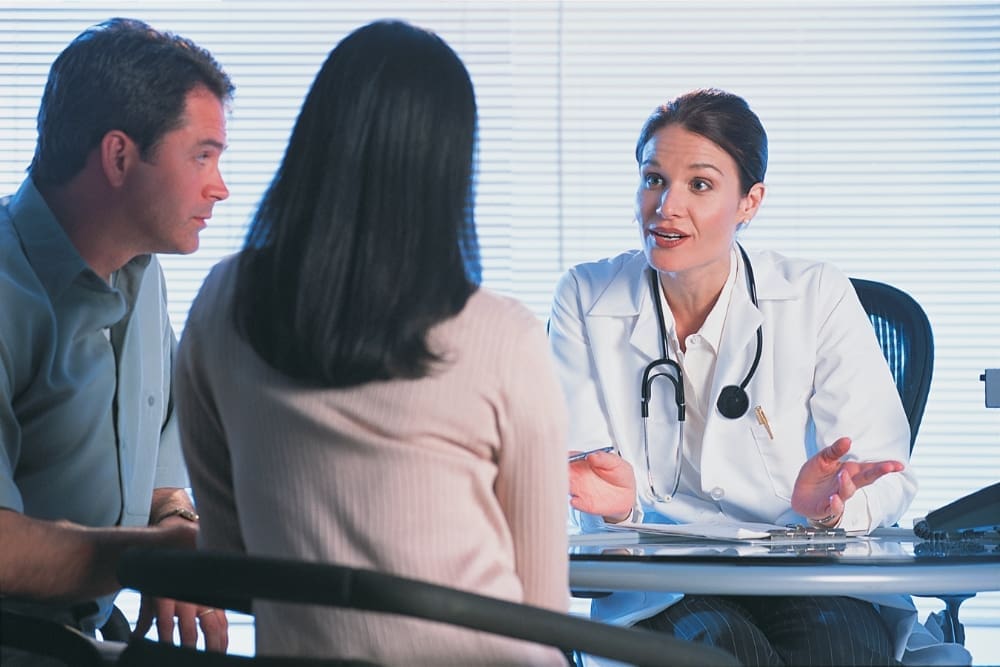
[0,599,131,666]
[116,547,739,667]
[849,278,934,454]
[0,608,121,666]
[98,604,133,641]
[117,640,378,666]
[849,278,975,644]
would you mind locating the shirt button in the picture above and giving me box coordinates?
[710,487,725,500]
[147,395,156,407]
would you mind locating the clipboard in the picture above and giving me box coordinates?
[602,520,854,544]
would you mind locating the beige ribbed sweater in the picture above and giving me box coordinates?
[176,256,570,666]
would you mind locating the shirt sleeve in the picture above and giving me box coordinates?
[153,324,190,490]
[548,268,642,530]
[153,263,190,489]
[0,335,25,512]
[808,264,917,532]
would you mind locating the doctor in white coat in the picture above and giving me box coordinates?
[549,89,967,666]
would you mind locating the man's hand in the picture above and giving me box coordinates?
[133,595,229,652]
[131,487,229,652]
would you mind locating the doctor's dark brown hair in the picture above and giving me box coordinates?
[635,88,768,195]
[234,20,481,387]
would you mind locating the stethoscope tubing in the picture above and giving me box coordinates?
[641,243,763,500]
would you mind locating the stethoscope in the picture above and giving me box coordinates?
[640,243,763,501]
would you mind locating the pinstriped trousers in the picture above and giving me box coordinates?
[635,595,900,666]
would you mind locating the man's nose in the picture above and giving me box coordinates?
[206,171,229,202]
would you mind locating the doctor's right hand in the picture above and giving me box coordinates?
[569,450,636,523]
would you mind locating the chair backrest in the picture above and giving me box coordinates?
[849,278,934,453]
[1,609,116,667]
[117,639,376,666]
[117,547,739,667]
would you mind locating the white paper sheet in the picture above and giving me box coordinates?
[609,520,791,541]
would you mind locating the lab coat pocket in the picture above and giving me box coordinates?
[749,421,796,502]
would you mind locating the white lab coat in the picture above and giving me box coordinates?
[550,248,970,665]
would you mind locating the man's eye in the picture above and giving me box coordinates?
[643,174,664,188]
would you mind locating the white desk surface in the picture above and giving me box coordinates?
[569,527,1000,596]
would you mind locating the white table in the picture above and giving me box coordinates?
[569,527,1000,597]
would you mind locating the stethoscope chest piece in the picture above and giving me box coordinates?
[716,384,750,419]
[641,244,764,501]
[646,243,762,422]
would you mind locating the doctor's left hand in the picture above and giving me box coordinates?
[569,450,635,523]
[791,436,904,525]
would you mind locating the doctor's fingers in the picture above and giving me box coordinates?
[819,437,853,466]
[851,460,905,488]
[570,465,635,499]
[569,465,620,495]
[569,487,633,518]
[585,451,633,474]
[834,469,858,501]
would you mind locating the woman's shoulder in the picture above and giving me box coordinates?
[750,249,853,300]
[461,286,544,334]
[555,249,646,297]
[566,249,644,279]
[185,253,241,326]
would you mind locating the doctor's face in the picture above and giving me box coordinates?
[635,124,762,280]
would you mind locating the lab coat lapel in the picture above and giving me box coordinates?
[700,256,769,496]
[702,253,794,462]
[585,253,660,457]
[628,290,662,366]
[709,285,763,406]
[589,253,661,366]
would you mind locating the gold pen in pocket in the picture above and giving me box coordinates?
[754,405,774,440]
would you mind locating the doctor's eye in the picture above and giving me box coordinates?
[642,173,665,189]
[690,178,712,193]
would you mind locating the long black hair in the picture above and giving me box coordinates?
[234,20,481,387]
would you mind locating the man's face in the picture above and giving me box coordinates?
[124,86,229,255]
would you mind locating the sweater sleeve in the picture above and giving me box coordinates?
[174,261,246,554]
[494,315,570,612]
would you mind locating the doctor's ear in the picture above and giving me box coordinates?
[740,182,766,219]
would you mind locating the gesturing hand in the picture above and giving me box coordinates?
[569,450,636,522]
[791,437,904,524]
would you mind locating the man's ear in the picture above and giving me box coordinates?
[99,130,135,187]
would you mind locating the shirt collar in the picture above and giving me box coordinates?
[655,246,738,355]
[698,246,740,354]
[8,177,151,301]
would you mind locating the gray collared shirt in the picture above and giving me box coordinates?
[0,177,188,631]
